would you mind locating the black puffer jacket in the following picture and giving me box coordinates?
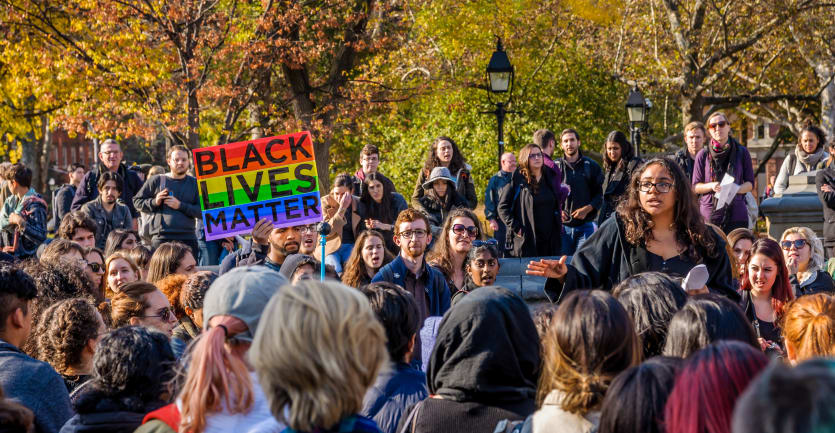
[59,388,166,433]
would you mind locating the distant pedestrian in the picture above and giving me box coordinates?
[80,172,133,250]
[133,145,201,258]
[555,129,604,255]
[672,121,706,182]
[0,163,48,259]
[50,163,86,233]
[483,152,516,256]
[71,139,142,227]
[692,112,754,233]
[598,131,642,225]
[412,137,477,209]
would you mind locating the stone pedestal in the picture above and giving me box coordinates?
[760,173,824,238]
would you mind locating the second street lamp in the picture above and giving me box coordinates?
[483,37,516,171]
[626,86,650,157]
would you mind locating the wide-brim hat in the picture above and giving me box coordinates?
[423,166,457,190]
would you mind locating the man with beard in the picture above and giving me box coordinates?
[80,172,132,250]
[555,128,603,255]
[134,145,201,257]
[372,208,450,324]
[218,218,305,274]
[71,139,143,228]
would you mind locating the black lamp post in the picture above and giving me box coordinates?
[626,86,651,157]
[484,38,515,171]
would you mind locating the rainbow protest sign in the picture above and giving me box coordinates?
[192,131,322,241]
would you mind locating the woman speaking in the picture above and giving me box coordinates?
[527,158,736,302]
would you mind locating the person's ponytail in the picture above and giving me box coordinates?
[179,316,253,433]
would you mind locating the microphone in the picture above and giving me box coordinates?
[316,222,331,236]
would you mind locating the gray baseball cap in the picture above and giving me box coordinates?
[203,266,288,342]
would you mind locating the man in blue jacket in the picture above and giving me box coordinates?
[0,264,73,433]
[484,152,516,256]
[371,208,451,321]
[360,282,428,433]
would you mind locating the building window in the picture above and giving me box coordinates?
[757,124,765,139]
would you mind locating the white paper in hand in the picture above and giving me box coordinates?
[714,174,740,210]
[683,264,709,292]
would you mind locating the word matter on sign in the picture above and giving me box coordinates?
[192,131,323,240]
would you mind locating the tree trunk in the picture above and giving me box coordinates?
[39,116,51,194]
[821,68,835,141]
[680,93,705,125]
[187,89,200,149]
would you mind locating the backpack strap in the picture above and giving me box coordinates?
[398,400,424,433]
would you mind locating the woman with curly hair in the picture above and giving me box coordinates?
[498,144,562,258]
[528,158,736,302]
[411,136,477,209]
[60,326,175,433]
[19,260,102,356]
[341,230,394,289]
[356,173,407,253]
[33,298,107,393]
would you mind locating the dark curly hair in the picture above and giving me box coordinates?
[616,157,717,262]
[40,239,85,266]
[34,298,101,374]
[20,260,101,356]
[82,326,175,412]
[58,211,97,242]
[422,136,467,179]
[180,271,218,312]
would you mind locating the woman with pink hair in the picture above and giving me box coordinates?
[136,267,286,433]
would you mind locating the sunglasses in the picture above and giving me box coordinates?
[143,307,175,322]
[87,262,103,273]
[781,239,808,250]
[451,224,478,238]
[709,121,729,129]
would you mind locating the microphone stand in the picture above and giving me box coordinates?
[316,222,331,281]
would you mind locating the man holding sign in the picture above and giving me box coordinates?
[194,131,323,273]
[134,145,201,257]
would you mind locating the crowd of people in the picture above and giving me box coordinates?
[2,115,835,433]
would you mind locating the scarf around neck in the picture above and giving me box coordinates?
[795,146,827,171]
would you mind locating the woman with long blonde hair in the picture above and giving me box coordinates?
[249,280,387,433]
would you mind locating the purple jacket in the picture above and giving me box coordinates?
[692,143,754,225]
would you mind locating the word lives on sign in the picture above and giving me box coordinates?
[193,131,322,241]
